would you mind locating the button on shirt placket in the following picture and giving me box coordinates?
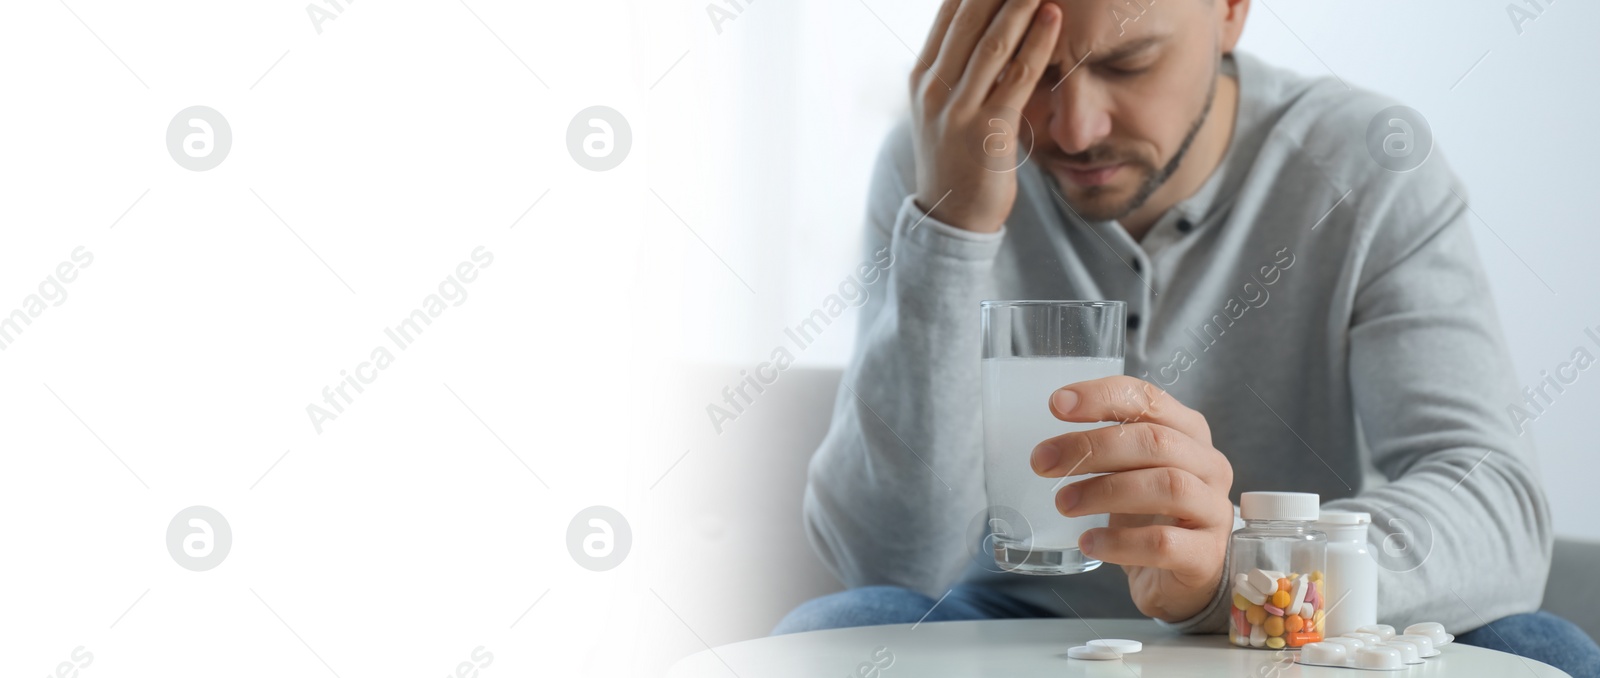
[1124,212,1198,374]
[1094,221,1153,368]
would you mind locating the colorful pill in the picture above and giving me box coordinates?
[1228,569,1334,650]
[1286,631,1320,648]
[1264,616,1285,637]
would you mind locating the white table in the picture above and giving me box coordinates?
[667,618,1572,677]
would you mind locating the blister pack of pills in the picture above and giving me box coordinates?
[1295,622,1453,670]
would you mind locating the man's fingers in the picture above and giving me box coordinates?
[1079,524,1222,578]
[989,3,1060,109]
[952,0,1048,104]
[1055,467,1226,524]
[1051,375,1212,444]
[1031,422,1231,489]
[927,0,1009,92]
[914,0,963,83]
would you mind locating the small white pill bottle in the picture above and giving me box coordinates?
[1314,510,1377,637]
[1227,492,1326,650]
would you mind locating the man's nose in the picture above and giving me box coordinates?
[1048,77,1113,156]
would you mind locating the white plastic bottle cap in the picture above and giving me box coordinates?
[1240,492,1321,521]
[1315,510,1372,526]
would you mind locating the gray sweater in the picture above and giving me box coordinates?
[802,51,1551,634]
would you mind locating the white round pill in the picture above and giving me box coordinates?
[1324,637,1367,651]
[1067,645,1121,660]
[1342,632,1383,645]
[1392,634,1437,657]
[1299,641,1349,667]
[1382,640,1423,664]
[1087,639,1142,654]
[1404,621,1452,646]
[1357,624,1396,640]
[1354,645,1404,670]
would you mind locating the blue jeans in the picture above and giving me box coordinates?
[775,585,1600,678]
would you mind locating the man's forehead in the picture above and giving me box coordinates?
[1043,0,1191,54]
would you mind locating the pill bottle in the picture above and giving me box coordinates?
[1315,510,1377,636]
[1227,492,1326,650]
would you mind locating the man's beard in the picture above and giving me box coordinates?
[1044,70,1219,223]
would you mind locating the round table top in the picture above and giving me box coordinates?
[666,618,1572,677]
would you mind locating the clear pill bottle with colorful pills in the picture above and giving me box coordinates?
[1228,492,1327,650]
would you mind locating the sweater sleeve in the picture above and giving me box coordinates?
[800,120,1008,595]
[1320,160,1551,632]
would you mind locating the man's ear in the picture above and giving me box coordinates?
[1218,0,1250,53]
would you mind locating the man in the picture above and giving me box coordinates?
[775,0,1600,673]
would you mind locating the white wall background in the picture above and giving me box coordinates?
[2,1,1595,676]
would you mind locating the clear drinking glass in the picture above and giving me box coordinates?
[980,300,1125,575]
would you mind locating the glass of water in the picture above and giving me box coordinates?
[980,300,1126,575]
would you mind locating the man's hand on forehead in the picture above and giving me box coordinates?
[905,0,1063,234]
